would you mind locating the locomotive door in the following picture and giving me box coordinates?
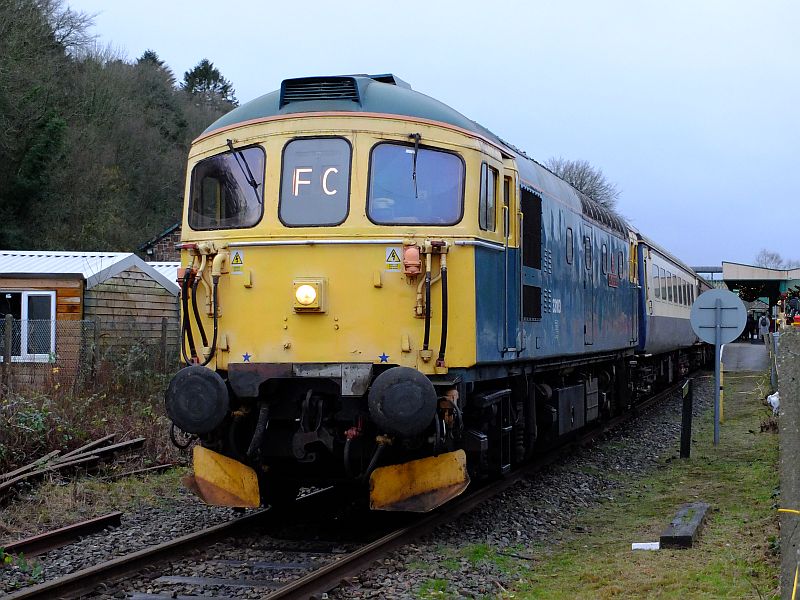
[583,228,594,344]
[502,173,520,351]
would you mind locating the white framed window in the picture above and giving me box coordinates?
[0,291,56,362]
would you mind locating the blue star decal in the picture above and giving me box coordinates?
[242,352,251,362]
[378,353,389,363]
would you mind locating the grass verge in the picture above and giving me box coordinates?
[513,373,779,599]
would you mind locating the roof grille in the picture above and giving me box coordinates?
[579,195,627,235]
[280,77,360,107]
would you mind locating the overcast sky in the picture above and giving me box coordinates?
[66,0,798,267]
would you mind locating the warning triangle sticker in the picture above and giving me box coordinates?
[231,252,243,265]
[387,249,401,263]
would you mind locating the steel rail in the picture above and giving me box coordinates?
[3,510,271,600]
[2,512,123,558]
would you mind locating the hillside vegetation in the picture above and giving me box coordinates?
[0,0,236,251]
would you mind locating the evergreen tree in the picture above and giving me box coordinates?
[138,49,165,68]
[182,58,237,108]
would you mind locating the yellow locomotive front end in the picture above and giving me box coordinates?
[165,76,513,511]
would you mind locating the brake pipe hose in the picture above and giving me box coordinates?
[191,277,209,349]
[180,267,197,364]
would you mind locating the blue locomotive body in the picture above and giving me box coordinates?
[165,73,708,511]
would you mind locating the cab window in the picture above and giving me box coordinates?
[280,137,351,226]
[479,163,497,231]
[189,145,265,230]
[367,143,464,225]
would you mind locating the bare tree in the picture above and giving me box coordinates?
[40,0,96,53]
[755,249,800,270]
[545,157,621,210]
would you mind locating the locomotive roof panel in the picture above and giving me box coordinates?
[202,74,487,138]
[201,74,627,235]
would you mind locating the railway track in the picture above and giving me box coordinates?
[4,379,688,600]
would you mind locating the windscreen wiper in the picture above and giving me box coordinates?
[409,133,421,198]
[227,139,262,205]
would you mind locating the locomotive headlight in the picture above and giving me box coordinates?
[293,279,326,312]
[295,284,317,305]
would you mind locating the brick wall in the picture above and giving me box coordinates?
[142,226,181,262]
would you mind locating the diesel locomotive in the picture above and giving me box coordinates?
[165,74,708,512]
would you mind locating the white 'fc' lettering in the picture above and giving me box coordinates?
[292,167,339,197]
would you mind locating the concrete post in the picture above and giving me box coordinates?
[779,328,800,599]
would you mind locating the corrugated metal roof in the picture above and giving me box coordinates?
[147,262,179,284]
[0,250,178,295]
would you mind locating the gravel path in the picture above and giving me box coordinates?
[0,377,712,598]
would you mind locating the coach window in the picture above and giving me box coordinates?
[566,227,574,264]
[672,276,678,304]
[654,266,661,299]
[189,145,265,230]
[280,137,351,226]
[479,163,497,232]
[601,244,608,274]
[368,143,464,225]
[665,271,672,302]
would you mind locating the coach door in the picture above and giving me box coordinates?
[583,228,594,345]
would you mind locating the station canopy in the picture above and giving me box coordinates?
[720,262,800,304]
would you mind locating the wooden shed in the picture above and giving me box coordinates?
[0,251,179,382]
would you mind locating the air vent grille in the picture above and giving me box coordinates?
[579,196,627,235]
[280,77,360,107]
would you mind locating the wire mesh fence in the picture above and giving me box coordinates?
[0,316,180,392]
